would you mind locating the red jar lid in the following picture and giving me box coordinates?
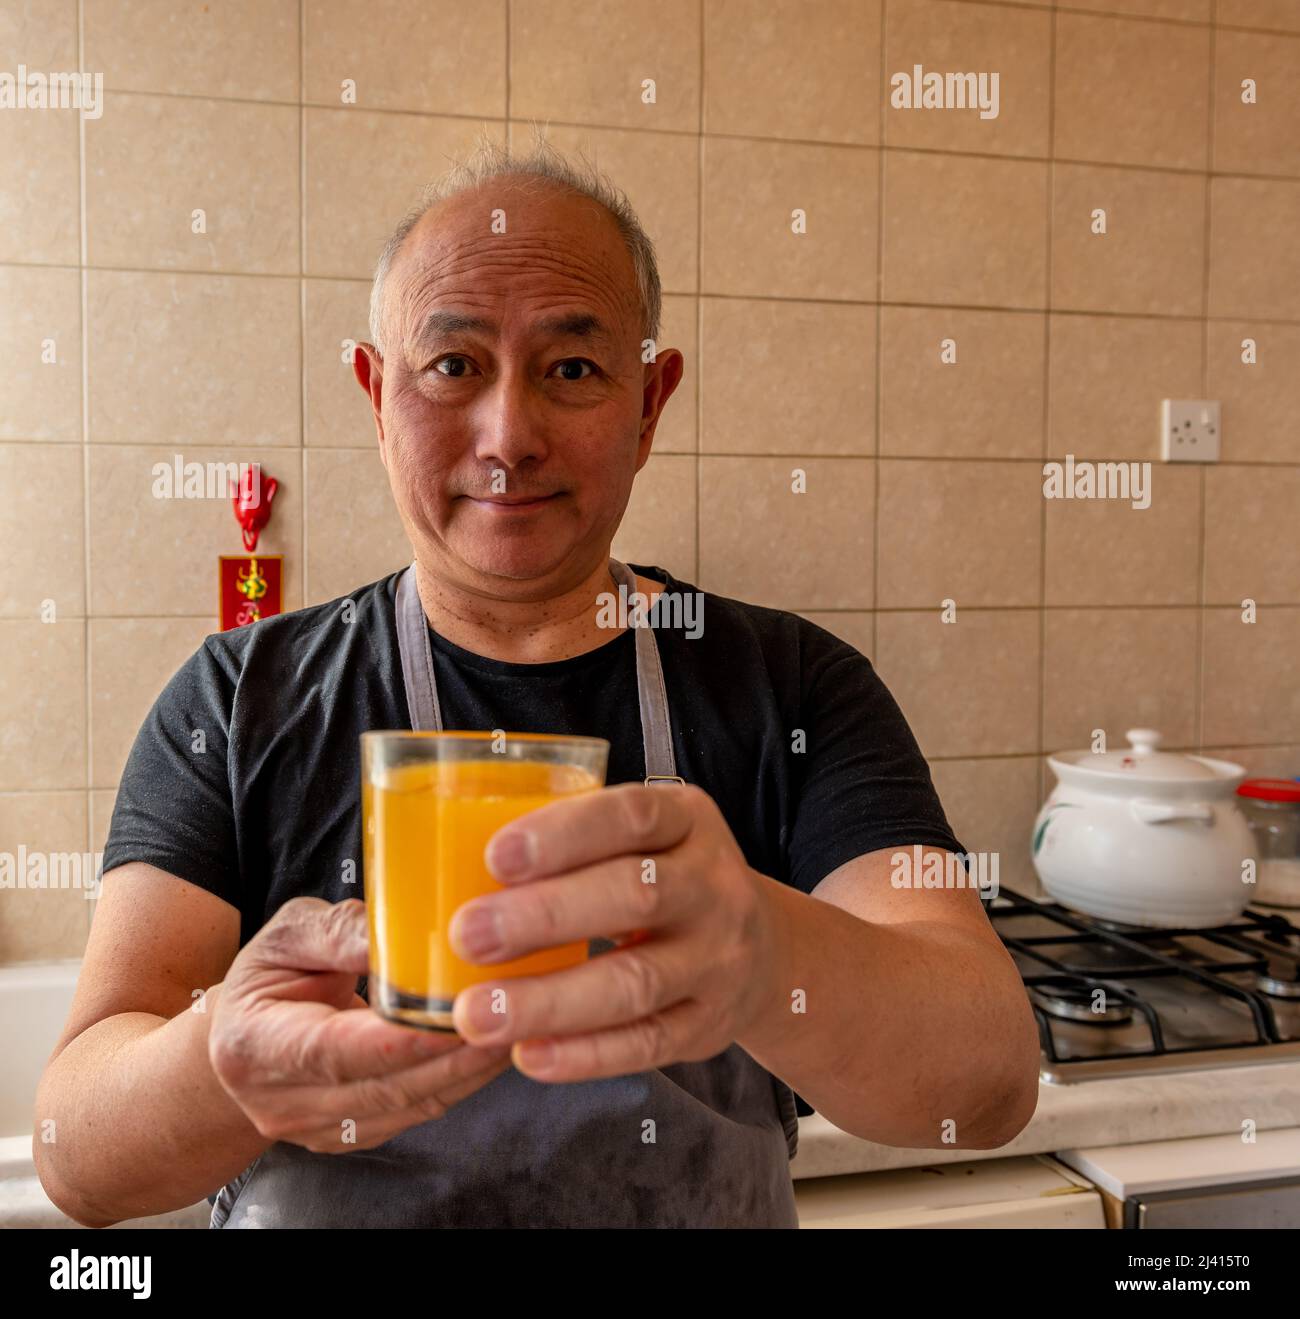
[1237,778,1300,803]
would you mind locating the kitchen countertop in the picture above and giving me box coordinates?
[789,1059,1300,1180]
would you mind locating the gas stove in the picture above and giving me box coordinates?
[988,887,1300,1083]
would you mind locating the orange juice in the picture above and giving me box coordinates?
[363,755,602,1027]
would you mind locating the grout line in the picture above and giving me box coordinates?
[19,74,1300,187]
[1194,2,1218,753]
[299,0,309,608]
[694,0,703,587]
[1036,1,1057,784]
[8,257,1300,328]
[10,259,1300,327]
[871,0,886,662]
[6,435,1297,469]
[11,604,1298,622]
[76,0,92,884]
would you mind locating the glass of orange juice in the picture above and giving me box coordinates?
[361,730,609,1031]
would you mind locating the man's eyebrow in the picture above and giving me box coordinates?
[414,310,615,345]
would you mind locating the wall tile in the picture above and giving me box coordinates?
[1047,314,1202,461]
[1202,605,1300,745]
[304,448,410,604]
[1044,462,1200,606]
[876,459,1042,608]
[0,443,84,619]
[1208,178,1300,321]
[875,610,1040,758]
[85,0,300,99]
[702,137,877,301]
[1055,13,1209,169]
[654,295,698,455]
[610,453,696,577]
[1043,607,1199,752]
[882,151,1047,308]
[880,307,1044,459]
[0,265,81,442]
[86,95,299,273]
[698,456,873,609]
[884,0,1050,157]
[305,279,373,447]
[1206,321,1300,464]
[88,446,303,615]
[0,620,85,791]
[701,297,874,455]
[89,617,214,788]
[707,0,878,145]
[88,271,300,445]
[515,0,697,133]
[1204,465,1300,605]
[0,111,79,266]
[1061,0,1210,17]
[1201,745,1300,777]
[0,791,91,962]
[1051,164,1205,315]
[306,0,504,114]
[928,756,1042,891]
[1216,0,1300,32]
[1213,31,1300,178]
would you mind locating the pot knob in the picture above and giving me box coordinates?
[1126,728,1162,757]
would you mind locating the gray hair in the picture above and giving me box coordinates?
[367,126,662,357]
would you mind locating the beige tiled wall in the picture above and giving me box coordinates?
[2,0,1298,961]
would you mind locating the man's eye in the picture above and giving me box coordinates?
[433,355,477,377]
[551,358,596,381]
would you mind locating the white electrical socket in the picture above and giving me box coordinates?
[1161,399,1220,463]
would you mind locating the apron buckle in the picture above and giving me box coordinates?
[644,774,685,787]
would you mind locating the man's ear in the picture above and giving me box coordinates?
[352,342,388,466]
[635,347,685,472]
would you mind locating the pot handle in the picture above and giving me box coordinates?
[1130,799,1214,825]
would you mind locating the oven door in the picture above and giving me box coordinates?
[1127,1175,1300,1228]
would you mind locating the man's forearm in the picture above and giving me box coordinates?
[33,982,270,1227]
[737,878,1040,1149]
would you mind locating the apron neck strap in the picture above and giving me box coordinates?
[394,561,681,785]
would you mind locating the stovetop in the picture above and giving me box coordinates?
[988,888,1300,1083]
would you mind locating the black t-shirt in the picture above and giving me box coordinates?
[103,563,964,945]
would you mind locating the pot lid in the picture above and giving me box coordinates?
[1053,729,1222,781]
[1238,778,1300,803]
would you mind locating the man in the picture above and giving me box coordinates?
[34,137,1039,1229]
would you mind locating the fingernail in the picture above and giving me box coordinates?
[518,1040,555,1070]
[486,829,534,878]
[456,904,503,958]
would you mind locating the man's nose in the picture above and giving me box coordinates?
[472,370,549,471]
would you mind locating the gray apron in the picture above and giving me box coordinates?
[211,559,800,1228]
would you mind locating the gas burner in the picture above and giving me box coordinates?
[1247,968,1300,1000]
[1030,981,1133,1026]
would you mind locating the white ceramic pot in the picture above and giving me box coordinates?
[1031,729,1258,927]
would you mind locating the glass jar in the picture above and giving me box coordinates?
[1236,779,1300,909]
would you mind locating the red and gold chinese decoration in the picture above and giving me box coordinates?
[220,464,282,631]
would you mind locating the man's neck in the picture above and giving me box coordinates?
[413,556,663,664]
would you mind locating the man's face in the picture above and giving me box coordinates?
[356,179,683,599]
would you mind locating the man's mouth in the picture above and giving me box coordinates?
[464,492,562,512]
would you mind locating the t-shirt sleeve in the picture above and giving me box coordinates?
[784,622,966,897]
[100,636,242,910]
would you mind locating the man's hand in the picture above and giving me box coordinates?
[210,897,513,1152]
[447,782,781,1081]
